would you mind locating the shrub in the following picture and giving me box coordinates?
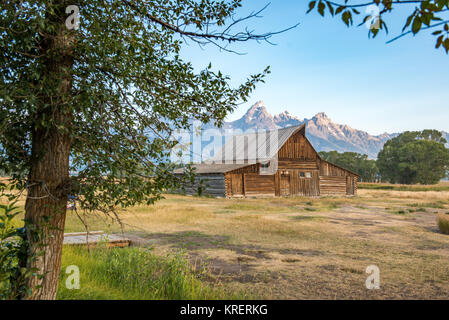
[0,203,37,300]
[437,212,449,235]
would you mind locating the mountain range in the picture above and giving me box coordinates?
[217,101,448,159]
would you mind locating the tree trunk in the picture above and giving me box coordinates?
[24,125,71,300]
[23,1,74,300]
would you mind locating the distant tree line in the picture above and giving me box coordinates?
[319,151,379,182]
[320,130,449,185]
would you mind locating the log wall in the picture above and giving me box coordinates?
[319,176,347,195]
[319,160,350,177]
[278,160,319,170]
[319,160,357,195]
[182,174,226,197]
[244,174,275,196]
[278,131,318,161]
[289,170,320,196]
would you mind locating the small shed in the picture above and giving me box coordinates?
[174,124,359,197]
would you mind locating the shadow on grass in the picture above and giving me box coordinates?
[132,230,324,283]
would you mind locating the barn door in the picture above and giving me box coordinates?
[280,174,291,196]
[346,176,354,195]
[230,174,243,196]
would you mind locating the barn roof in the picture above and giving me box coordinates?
[206,124,305,163]
[174,125,305,175]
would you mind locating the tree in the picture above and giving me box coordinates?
[318,151,379,182]
[377,130,449,184]
[0,0,294,299]
[307,0,449,53]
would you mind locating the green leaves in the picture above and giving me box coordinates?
[0,0,273,219]
[307,0,449,53]
[335,6,346,15]
[307,0,357,28]
[318,1,326,17]
[437,36,449,53]
[434,23,449,53]
[307,1,316,13]
[403,14,415,32]
[412,16,422,34]
[0,203,28,300]
[341,10,353,27]
[377,130,449,184]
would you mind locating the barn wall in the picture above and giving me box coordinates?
[224,164,260,197]
[273,131,320,197]
[319,160,350,177]
[244,174,275,196]
[319,160,358,195]
[289,170,320,196]
[278,160,318,170]
[181,174,226,197]
[225,173,275,197]
[277,132,358,196]
[226,173,244,197]
[319,176,347,195]
[278,132,318,161]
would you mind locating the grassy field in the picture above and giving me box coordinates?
[60,188,449,300]
[359,181,449,192]
[3,185,449,299]
[57,245,243,300]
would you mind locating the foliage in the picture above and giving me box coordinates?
[57,246,245,300]
[437,212,449,234]
[318,151,379,182]
[377,130,449,184]
[0,0,282,213]
[307,0,449,53]
[0,203,36,300]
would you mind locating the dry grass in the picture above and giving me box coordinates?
[58,189,449,299]
[3,185,449,299]
[360,181,449,192]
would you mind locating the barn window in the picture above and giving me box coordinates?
[261,162,269,169]
[300,172,305,178]
[305,172,312,178]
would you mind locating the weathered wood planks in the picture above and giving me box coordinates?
[63,232,130,247]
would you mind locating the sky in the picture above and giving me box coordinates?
[180,0,449,136]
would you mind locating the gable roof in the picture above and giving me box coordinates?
[206,124,305,163]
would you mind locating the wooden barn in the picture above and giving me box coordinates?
[175,124,359,198]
